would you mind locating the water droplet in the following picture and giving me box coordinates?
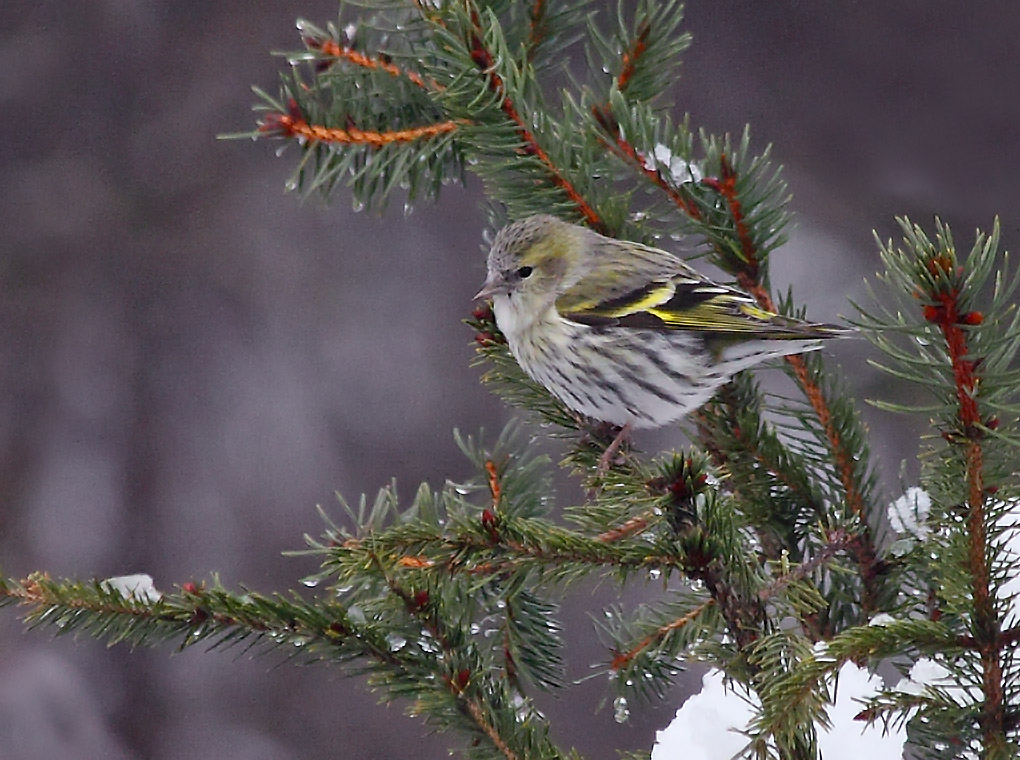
[648,568,661,580]
[284,178,298,192]
[347,605,366,624]
[301,576,320,588]
[470,622,481,634]
[386,633,407,651]
[613,696,629,723]
[276,145,288,158]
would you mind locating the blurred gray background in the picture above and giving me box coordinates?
[2,2,1018,758]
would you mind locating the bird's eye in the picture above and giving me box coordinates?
[516,266,533,279]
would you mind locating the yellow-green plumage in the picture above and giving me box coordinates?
[476,215,848,429]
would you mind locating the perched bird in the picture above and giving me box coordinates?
[475,214,847,438]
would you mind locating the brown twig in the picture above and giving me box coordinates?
[374,555,522,760]
[596,511,653,543]
[592,107,702,218]
[701,155,758,279]
[738,276,880,612]
[485,459,502,510]
[259,99,460,147]
[468,33,609,234]
[610,599,714,670]
[756,529,851,604]
[615,23,650,93]
[525,0,546,61]
[920,263,1004,750]
[305,37,440,91]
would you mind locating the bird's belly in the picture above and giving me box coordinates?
[510,324,722,429]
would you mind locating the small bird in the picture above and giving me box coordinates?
[475,215,847,446]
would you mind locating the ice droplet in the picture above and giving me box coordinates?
[612,696,629,723]
[347,605,366,624]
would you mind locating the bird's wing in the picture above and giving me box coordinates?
[555,240,821,337]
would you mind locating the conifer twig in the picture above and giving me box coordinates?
[467,30,609,234]
[596,511,653,543]
[592,108,702,218]
[0,574,405,667]
[258,99,460,147]
[610,598,714,670]
[920,260,1005,750]
[303,36,439,91]
[525,0,546,61]
[373,555,525,760]
[615,23,650,93]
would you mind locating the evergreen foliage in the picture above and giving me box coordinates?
[4,2,1019,758]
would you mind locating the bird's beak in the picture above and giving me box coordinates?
[473,279,501,301]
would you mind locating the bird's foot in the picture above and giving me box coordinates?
[597,422,632,476]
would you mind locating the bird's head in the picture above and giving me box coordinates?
[475,215,582,323]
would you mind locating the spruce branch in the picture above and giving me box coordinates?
[463,17,609,234]
[297,20,440,90]
[0,573,406,668]
[608,598,715,673]
[857,218,1020,754]
[259,97,462,147]
[371,555,543,760]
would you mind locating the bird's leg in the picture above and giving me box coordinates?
[597,422,632,475]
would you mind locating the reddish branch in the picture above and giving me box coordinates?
[468,34,609,234]
[611,532,850,670]
[591,25,705,220]
[610,599,714,670]
[305,37,438,90]
[756,529,851,604]
[259,99,459,147]
[616,24,650,92]
[484,459,502,510]
[375,556,522,760]
[525,0,546,60]
[701,156,758,280]
[921,260,1004,749]
[593,108,702,218]
[596,511,652,543]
